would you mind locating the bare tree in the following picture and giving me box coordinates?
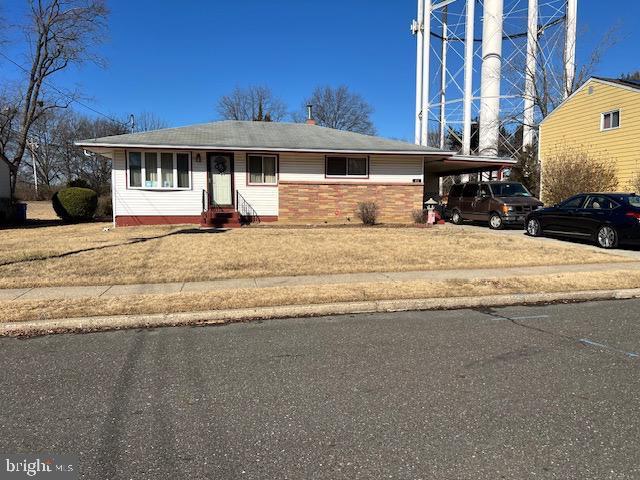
[21,110,66,194]
[59,112,127,193]
[216,86,287,122]
[621,71,640,81]
[0,0,108,201]
[541,145,618,204]
[299,85,376,135]
[520,25,621,124]
[133,111,168,132]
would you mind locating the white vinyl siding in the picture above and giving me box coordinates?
[111,150,424,220]
[279,153,423,183]
[234,152,279,216]
[113,150,206,217]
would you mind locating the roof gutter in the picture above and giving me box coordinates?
[74,142,456,157]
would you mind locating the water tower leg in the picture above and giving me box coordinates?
[523,0,538,149]
[414,0,424,144]
[564,0,578,98]
[462,0,475,156]
[478,0,504,157]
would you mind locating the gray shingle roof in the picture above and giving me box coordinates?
[593,77,640,91]
[76,120,447,155]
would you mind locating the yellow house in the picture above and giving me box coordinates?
[539,76,640,190]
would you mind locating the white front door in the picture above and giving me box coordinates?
[208,153,233,206]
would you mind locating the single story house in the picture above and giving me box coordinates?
[76,120,512,227]
[539,76,640,195]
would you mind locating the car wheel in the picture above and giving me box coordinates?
[526,218,542,237]
[489,213,504,230]
[451,210,463,225]
[596,225,618,249]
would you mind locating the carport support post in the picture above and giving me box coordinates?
[462,0,475,155]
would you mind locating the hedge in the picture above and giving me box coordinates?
[52,187,98,222]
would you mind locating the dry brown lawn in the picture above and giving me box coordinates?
[25,201,60,220]
[0,217,626,289]
[2,269,639,323]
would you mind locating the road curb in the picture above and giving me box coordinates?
[3,288,640,337]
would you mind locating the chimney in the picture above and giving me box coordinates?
[306,104,316,125]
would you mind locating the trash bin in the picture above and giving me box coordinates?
[14,202,27,222]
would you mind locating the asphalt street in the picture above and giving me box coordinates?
[1,299,640,479]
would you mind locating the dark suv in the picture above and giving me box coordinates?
[447,181,543,229]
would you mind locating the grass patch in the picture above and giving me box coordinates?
[1,270,639,323]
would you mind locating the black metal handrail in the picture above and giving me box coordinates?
[236,190,260,224]
[203,189,224,212]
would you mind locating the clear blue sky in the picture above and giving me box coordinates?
[2,0,638,141]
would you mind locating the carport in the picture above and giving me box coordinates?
[423,154,517,200]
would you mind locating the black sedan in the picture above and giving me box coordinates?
[525,193,640,249]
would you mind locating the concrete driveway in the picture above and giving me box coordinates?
[2,300,640,479]
[450,222,640,260]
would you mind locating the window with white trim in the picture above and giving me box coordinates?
[326,156,368,177]
[601,110,620,130]
[247,155,277,184]
[128,151,191,189]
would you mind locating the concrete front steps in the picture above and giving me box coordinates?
[200,208,242,228]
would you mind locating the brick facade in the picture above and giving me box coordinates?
[278,181,423,224]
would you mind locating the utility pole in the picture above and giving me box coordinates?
[27,139,39,197]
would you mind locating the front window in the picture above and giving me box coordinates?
[145,152,158,187]
[247,155,277,184]
[490,183,531,197]
[161,152,173,188]
[602,110,620,130]
[128,151,191,190]
[129,152,142,187]
[326,156,368,177]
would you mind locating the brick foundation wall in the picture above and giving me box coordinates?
[278,182,423,224]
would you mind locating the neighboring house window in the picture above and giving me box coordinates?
[601,110,620,130]
[127,151,191,190]
[325,156,368,177]
[247,155,277,184]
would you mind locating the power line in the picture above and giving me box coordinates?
[0,51,131,129]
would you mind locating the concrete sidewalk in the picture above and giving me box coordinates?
[1,261,639,301]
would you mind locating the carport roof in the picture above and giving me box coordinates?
[76,120,453,156]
